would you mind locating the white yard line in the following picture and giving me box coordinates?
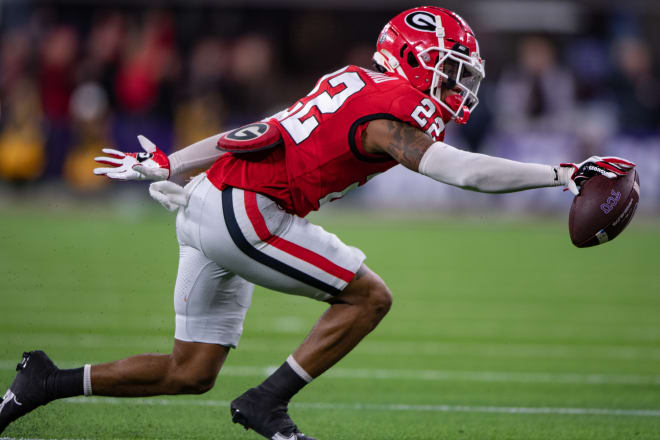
[304,367,660,385]
[63,396,660,417]
[222,365,660,385]
[6,333,660,360]
[2,361,658,386]
[1,399,657,440]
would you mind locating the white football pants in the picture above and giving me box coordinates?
[173,174,365,347]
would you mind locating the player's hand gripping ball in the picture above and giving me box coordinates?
[567,157,639,247]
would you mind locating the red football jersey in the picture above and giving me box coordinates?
[207,65,449,217]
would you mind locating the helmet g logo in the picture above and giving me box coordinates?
[405,11,437,32]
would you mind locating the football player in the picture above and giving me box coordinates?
[1,6,635,439]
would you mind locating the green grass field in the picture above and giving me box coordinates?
[1,205,659,439]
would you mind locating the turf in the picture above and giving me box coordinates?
[1,205,659,439]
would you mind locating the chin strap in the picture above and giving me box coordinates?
[444,93,471,125]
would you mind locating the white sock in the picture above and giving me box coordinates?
[83,364,93,396]
[286,355,313,383]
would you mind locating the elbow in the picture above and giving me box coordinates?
[454,172,492,192]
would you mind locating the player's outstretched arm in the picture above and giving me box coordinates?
[94,133,226,181]
[363,119,436,172]
[167,133,225,177]
[364,119,634,195]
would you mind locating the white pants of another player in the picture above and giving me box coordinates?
[173,174,365,348]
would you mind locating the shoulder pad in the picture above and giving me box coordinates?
[217,121,282,154]
[389,87,450,142]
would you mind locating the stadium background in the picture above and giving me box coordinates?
[1,1,659,439]
[1,0,660,211]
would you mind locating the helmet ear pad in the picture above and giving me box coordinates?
[372,62,388,73]
[406,51,419,68]
[398,47,434,92]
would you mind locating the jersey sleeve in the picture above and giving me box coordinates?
[387,86,449,142]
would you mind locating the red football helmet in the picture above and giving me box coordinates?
[373,6,485,124]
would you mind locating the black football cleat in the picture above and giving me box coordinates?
[0,351,57,434]
[230,387,316,440]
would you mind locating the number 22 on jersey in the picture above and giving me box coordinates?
[279,69,366,144]
[411,98,445,139]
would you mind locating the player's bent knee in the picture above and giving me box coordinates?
[187,375,216,395]
[340,267,393,318]
[165,356,220,395]
[367,278,392,319]
[169,370,217,395]
[168,340,229,394]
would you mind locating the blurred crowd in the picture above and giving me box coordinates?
[1,2,659,202]
[0,5,290,189]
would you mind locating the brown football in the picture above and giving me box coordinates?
[569,169,640,248]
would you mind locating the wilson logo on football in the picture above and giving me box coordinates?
[600,189,621,214]
[405,11,437,32]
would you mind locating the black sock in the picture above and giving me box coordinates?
[45,367,84,400]
[257,361,308,402]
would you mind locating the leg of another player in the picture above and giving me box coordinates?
[90,339,229,396]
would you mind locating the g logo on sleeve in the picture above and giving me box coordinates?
[217,121,283,154]
[226,123,269,141]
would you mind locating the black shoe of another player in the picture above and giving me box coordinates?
[0,351,57,434]
[230,387,316,440]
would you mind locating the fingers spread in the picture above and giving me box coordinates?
[106,171,133,180]
[101,148,127,158]
[137,135,157,153]
[93,166,124,175]
[94,157,124,166]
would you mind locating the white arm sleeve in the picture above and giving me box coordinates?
[418,141,561,193]
[168,133,225,177]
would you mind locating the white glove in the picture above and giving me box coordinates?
[149,180,189,212]
[557,156,635,195]
[94,135,170,181]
